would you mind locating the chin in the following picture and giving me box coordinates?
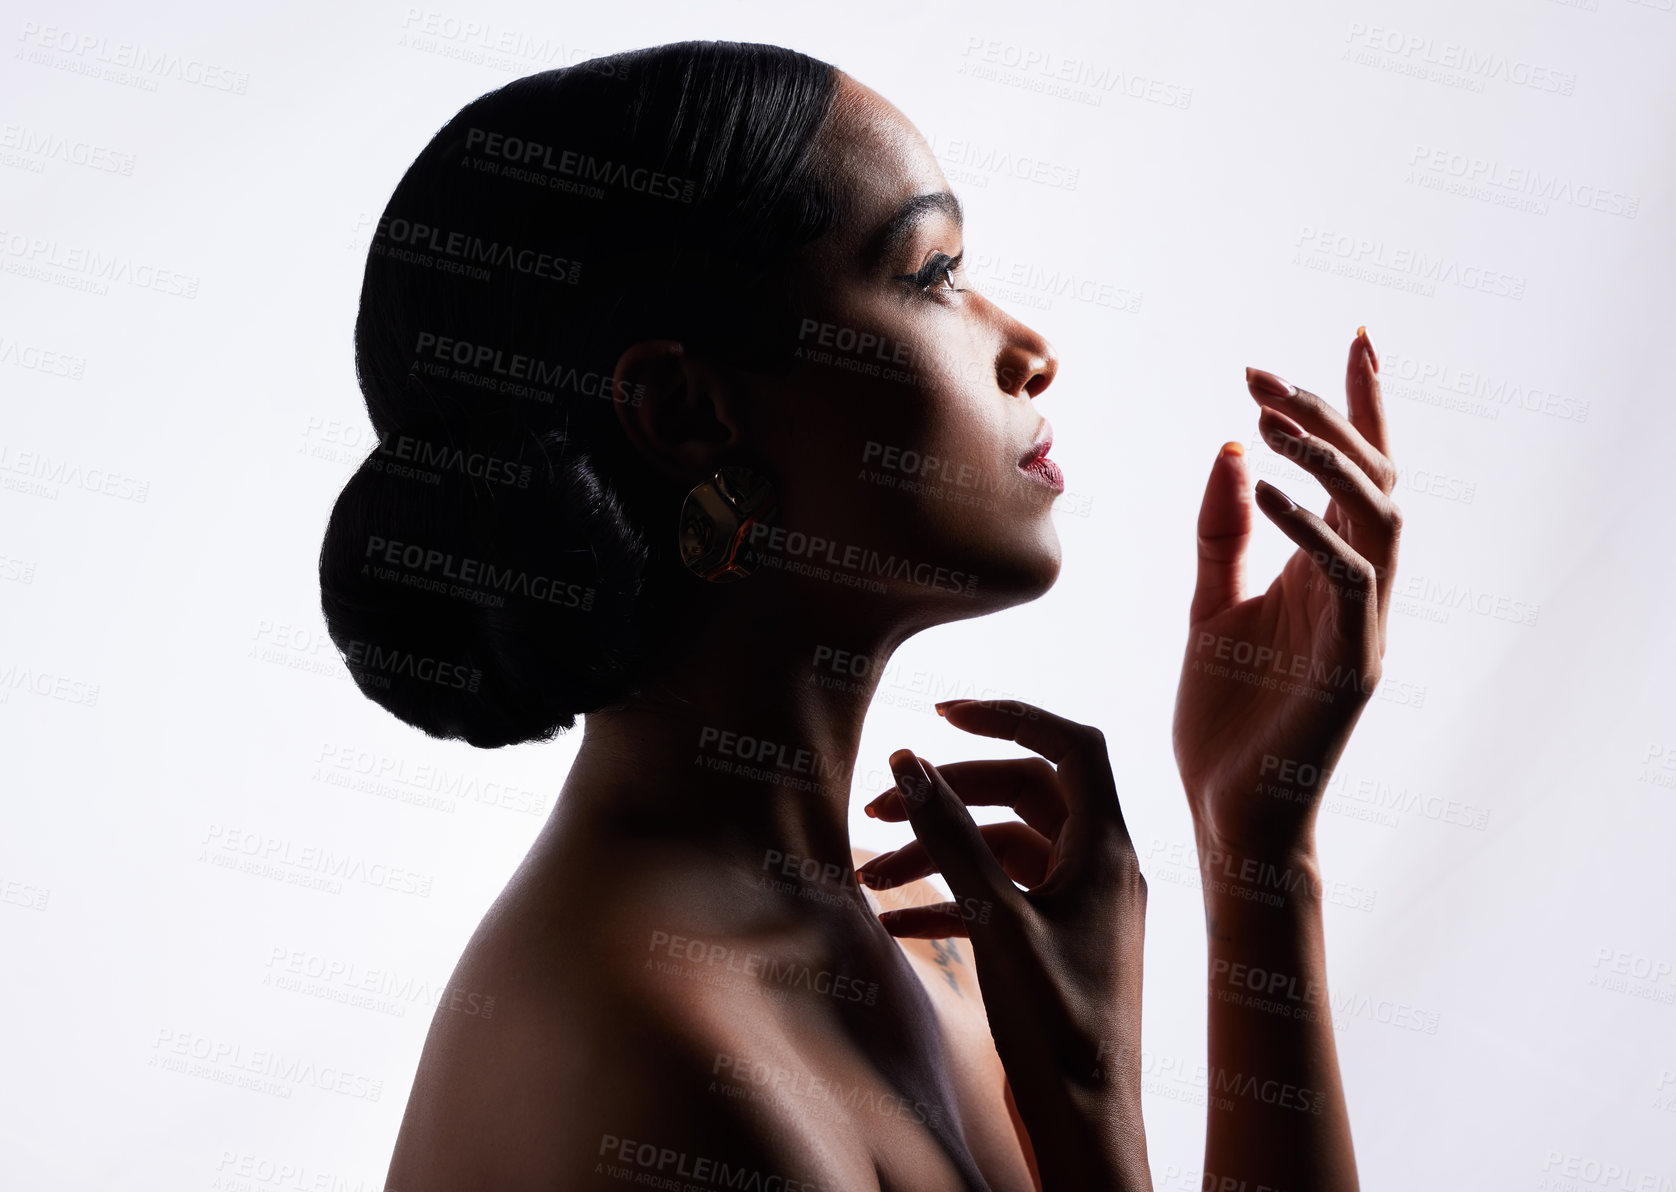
[955,528,1062,617]
[1016,538,1063,601]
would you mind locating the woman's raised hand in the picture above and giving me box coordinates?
[1172,327,1401,858]
[857,698,1152,1192]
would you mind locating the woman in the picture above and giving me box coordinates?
[319,39,1400,1192]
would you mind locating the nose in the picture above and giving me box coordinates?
[994,309,1058,399]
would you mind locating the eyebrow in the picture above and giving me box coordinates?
[862,190,964,270]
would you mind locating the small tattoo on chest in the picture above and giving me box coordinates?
[929,938,967,996]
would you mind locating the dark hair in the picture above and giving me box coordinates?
[319,41,842,748]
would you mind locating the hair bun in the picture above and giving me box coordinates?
[319,424,660,748]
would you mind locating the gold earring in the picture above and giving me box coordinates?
[677,464,778,582]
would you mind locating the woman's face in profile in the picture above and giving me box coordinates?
[741,72,1064,619]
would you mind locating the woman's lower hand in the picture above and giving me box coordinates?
[857,698,1152,1192]
[1172,327,1401,859]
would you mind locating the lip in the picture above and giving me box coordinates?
[1018,421,1053,467]
[1017,422,1064,492]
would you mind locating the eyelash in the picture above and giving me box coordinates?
[892,251,965,296]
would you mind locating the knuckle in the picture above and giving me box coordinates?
[1024,757,1058,785]
[1358,664,1384,696]
[1102,830,1143,880]
[983,883,1033,938]
[1107,845,1149,908]
[1339,557,1377,589]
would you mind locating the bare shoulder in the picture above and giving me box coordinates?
[851,845,984,1007]
[383,875,875,1192]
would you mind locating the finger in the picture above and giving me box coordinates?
[865,757,1068,839]
[1346,326,1400,641]
[858,821,1052,892]
[932,700,1135,863]
[888,750,1024,926]
[1347,326,1392,462]
[1189,441,1251,624]
[878,902,972,940]
[1246,367,1394,495]
[1256,405,1400,546]
[932,700,1115,788]
[1256,404,1402,633]
[1253,481,1382,676]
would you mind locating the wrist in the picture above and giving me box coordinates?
[1026,1104,1150,1192]
[1005,1048,1149,1192]
[1190,806,1320,871]
[1192,825,1324,916]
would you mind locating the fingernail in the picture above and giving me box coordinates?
[1221,441,1244,458]
[1357,326,1379,374]
[933,699,969,716]
[889,751,931,804]
[1246,367,1296,400]
[1261,406,1309,442]
[1255,479,1297,511]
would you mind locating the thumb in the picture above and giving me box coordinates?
[1190,441,1252,625]
[887,750,1015,925]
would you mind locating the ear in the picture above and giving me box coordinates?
[611,340,750,484]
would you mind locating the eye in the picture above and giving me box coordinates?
[892,251,965,297]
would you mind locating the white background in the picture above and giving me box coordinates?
[3,0,1673,1188]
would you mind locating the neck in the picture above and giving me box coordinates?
[546,579,924,896]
